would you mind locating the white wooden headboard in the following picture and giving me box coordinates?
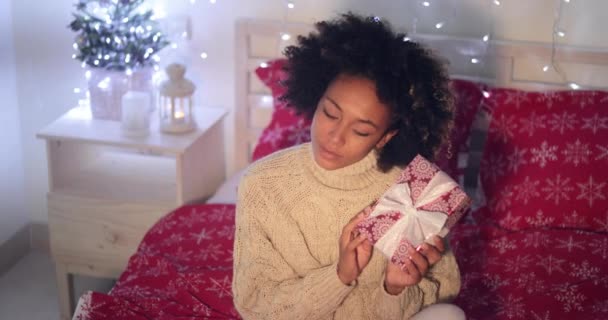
[234,18,608,173]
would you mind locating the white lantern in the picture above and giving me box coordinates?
[159,63,196,134]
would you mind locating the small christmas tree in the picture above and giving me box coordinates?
[69,0,170,71]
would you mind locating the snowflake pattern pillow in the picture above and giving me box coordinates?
[251,59,311,162]
[477,88,608,232]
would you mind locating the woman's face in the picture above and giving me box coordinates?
[311,74,397,170]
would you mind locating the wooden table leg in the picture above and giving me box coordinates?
[55,262,75,320]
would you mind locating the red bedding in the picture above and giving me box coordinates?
[451,219,608,320]
[74,203,608,320]
[74,204,240,320]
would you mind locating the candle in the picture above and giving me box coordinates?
[174,110,185,123]
[121,91,150,137]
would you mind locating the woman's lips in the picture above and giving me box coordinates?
[319,145,341,160]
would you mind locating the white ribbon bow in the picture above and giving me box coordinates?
[372,170,458,259]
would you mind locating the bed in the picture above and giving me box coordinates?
[73,18,608,320]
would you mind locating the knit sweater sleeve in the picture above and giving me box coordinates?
[371,244,461,319]
[232,173,355,320]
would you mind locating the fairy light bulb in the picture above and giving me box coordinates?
[260,62,268,68]
[569,83,580,90]
[403,36,411,42]
[557,30,566,37]
[281,33,291,41]
[125,68,133,76]
[422,1,430,7]
[73,88,81,94]
[287,2,295,9]
[200,52,208,59]
[435,22,444,29]
[482,90,491,98]
[85,70,91,79]
[471,58,479,64]
[210,0,216,3]
[73,43,78,50]
[483,34,490,42]
[494,0,501,5]
[543,65,550,72]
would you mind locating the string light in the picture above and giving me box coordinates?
[493,0,501,5]
[287,2,295,9]
[281,33,291,41]
[435,22,444,29]
[403,36,411,42]
[471,58,480,64]
[209,0,216,4]
[125,68,133,76]
[73,43,78,50]
[200,52,208,59]
[543,65,550,72]
[85,70,91,79]
[260,62,268,68]
[483,34,490,42]
[550,0,574,88]
[482,90,491,98]
[73,88,81,94]
[422,1,430,7]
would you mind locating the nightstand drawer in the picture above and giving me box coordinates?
[48,193,174,274]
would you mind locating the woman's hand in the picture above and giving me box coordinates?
[337,207,373,285]
[384,235,445,295]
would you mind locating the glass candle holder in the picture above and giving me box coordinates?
[158,63,196,134]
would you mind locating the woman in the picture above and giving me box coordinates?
[232,13,463,320]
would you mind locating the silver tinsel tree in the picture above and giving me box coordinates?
[69,0,170,71]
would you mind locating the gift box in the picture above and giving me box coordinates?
[356,155,471,269]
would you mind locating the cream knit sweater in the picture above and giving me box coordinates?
[232,143,461,320]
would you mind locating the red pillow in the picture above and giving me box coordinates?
[252,59,486,181]
[251,59,312,161]
[476,88,608,232]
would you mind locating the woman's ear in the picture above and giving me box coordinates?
[376,130,398,149]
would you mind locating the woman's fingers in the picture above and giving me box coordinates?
[416,236,445,266]
[347,234,368,251]
[409,246,429,275]
[403,258,421,282]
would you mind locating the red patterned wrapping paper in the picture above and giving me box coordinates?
[356,155,471,269]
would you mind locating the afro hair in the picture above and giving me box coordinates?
[281,12,455,171]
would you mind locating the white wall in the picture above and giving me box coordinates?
[0,0,27,244]
[9,0,608,226]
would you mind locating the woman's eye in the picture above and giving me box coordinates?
[323,108,338,119]
[354,131,371,137]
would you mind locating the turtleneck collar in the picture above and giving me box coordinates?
[302,143,389,190]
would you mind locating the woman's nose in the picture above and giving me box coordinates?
[328,123,346,146]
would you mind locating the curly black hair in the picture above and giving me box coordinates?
[281,12,455,172]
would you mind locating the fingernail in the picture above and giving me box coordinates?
[416,245,423,252]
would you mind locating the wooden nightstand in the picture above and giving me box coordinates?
[37,106,227,320]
